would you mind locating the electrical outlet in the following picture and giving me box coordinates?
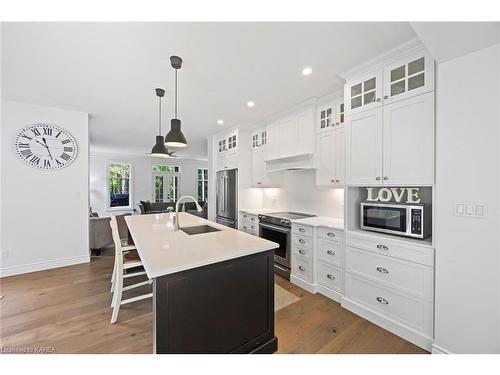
[454,203,487,218]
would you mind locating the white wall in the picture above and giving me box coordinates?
[434,43,500,353]
[90,154,208,217]
[1,100,89,277]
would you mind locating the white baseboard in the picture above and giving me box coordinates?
[316,284,343,303]
[0,255,90,278]
[341,296,433,351]
[290,275,316,294]
[431,344,453,354]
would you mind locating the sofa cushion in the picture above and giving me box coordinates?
[140,200,151,211]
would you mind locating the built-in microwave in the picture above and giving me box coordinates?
[360,202,432,239]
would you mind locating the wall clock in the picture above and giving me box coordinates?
[14,124,78,170]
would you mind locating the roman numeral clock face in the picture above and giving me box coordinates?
[14,124,78,170]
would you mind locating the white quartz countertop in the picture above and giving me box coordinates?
[239,208,277,215]
[125,212,278,278]
[290,216,344,230]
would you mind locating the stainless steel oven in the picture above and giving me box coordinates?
[360,202,431,239]
[259,221,291,278]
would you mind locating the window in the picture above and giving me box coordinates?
[197,168,208,202]
[107,162,132,209]
[152,165,180,203]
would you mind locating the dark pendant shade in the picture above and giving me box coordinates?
[151,135,170,157]
[165,118,187,148]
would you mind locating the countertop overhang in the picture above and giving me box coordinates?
[125,212,278,278]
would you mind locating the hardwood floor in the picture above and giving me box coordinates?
[0,250,427,354]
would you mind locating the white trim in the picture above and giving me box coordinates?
[290,275,316,294]
[431,344,453,354]
[341,296,433,351]
[316,284,343,303]
[339,38,427,81]
[105,160,134,211]
[0,255,90,278]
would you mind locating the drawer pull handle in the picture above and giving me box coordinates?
[327,250,336,256]
[298,266,306,271]
[376,297,389,305]
[327,232,335,238]
[243,226,247,230]
[251,226,255,229]
[298,249,306,255]
[327,274,335,280]
[299,239,306,244]
[376,267,389,274]
[376,244,389,251]
[299,228,306,232]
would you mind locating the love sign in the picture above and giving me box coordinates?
[366,187,421,204]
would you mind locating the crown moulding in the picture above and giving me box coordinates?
[339,37,428,81]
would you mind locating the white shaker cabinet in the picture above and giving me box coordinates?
[333,126,345,186]
[382,91,435,185]
[316,126,345,187]
[346,108,383,185]
[345,70,383,115]
[265,121,280,161]
[251,146,273,187]
[383,52,434,105]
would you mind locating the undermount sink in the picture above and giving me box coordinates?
[180,225,221,235]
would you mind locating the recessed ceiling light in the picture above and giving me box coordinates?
[302,67,312,76]
[247,101,255,108]
[217,119,224,125]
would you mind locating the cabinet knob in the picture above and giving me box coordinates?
[376,176,381,180]
[298,249,306,255]
[376,296,389,305]
[299,239,306,244]
[383,176,389,180]
[384,95,389,100]
[327,250,335,256]
[299,228,305,232]
[377,244,389,251]
[327,274,335,280]
[376,266,389,274]
[327,232,335,238]
[298,266,306,271]
[331,179,335,183]
[376,98,381,102]
[257,182,261,185]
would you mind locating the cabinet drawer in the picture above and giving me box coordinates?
[346,246,433,300]
[345,274,433,336]
[292,257,313,283]
[247,222,258,234]
[317,239,344,267]
[246,214,258,224]
[346,231,434,266]
[293,234,313,249]
[292,224,313,238]
[318,262,343,292]
[318,227,343,242]
[292,244,312,260]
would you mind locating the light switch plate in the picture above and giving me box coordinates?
[454,202,487,218]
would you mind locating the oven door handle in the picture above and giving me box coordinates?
[259,222,291,234]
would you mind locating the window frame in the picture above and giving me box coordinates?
[105,160,134,211]
[197,167,209,202]
[151,163,182,203]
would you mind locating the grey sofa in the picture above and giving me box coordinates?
[89,213,130,255]
[138,200,207,219]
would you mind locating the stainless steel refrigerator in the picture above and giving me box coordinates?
[216,169,238,228]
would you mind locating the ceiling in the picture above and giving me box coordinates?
[1,22,417,160]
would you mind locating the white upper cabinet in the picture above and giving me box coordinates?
[251,128,267,149]
[316,126,345,187]
[317,102,335,132]
[383,52,434,104]
[345,70,383,115]
[252,146,273,187]
[334,100,345,127]
[382,91,435,185]
[346,108,383,185]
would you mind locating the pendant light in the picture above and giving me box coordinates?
[165,55,187,148]
[150,88,170,158]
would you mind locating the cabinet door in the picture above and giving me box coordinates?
[252,147,265,187]
[345,70,383,115]
[296,108,314,155]
[217,153,228,171]
[334,100,345,127]
[315,131,335,186]
[346,107,383,185]
[333,126,345,186]
[279,116,298,158]
[383,52,434,104]
[265,121,280,161]
[317,102,335,132]
[382,91,434,185]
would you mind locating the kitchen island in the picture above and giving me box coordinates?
[125,212,278,354]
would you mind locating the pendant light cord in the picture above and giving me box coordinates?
[174,68,178,119]
[158,95,162,135]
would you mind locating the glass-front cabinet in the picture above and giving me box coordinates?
[251,128,267,149]
[317,103,335,132]
[217,131,238,154]
[345,70,383,115]
[335,100,345,126]
[383,52,434,104]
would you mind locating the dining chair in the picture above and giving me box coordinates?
[109,215,152,324]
